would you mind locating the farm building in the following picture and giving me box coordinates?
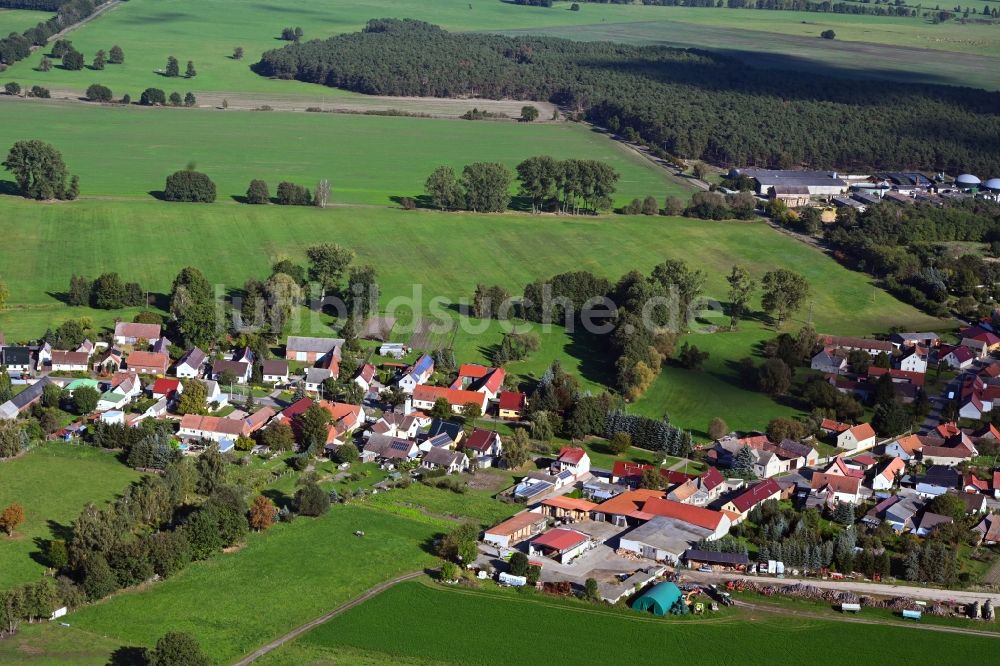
[528,528,590,564]
[739,168,847,197]
[285,336,344,363]
[126,351,170,376]
[113,322,161,346]
[538,496,597,522]
[0,377,54,420]
[631,582,683,616]
[682,549,750,570]
[482,512,548,549]
[618,515,715,564]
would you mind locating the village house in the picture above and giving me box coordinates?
[303,367,332,394]
[126,351,170,376]
[244,406,276,434]
[369,412,422,440]
[817,335,893,357]
[497,390,527,419]
[35,343,50,372]
[915,512,954,537]
[361,434,419,463]
[897,346,928,373]
[178,414,250,442]
[809,472,862,505]
[890,332,940,349]
[811,349,848,374]
[920,445,974,467]
[836,423,877,451]
[96,372,143,412]
[1,346,31,374]
[940,345,974,370]
[174,347,206,378]
[94,348,123,375]
[720,479,782,523]
[284,336,344,363]
[482,511,548,549]
[261,359,289,385]
[420,447,469,475]
[50,351,89,372]
[975,514,1000,545]
[354,363,376,393]
[871,457,906,491]
[318,400,365,446]
[411,384,487,415]
[463,428,503,468]
[212,359,251,385]
[0,377,54,420]
[397,354,434,393]
[884,434,928,461]
[113,322,162,347]
[550,447,591,480]
[450,364,505,401]
[150,377,182,402]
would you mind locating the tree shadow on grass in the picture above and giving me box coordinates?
[47,519,74,542]
[420,532,446,556]
[262,487,291,508]
[107,646,147,666]
[389,194,434,210]
[0,180,21,196]
[148,190,167,201]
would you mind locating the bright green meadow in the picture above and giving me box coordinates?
[0,0,995,96]
[0,444,141,592]
[254,579,1000,666]
[0,99,689,205]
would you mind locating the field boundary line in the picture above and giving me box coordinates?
[230,570,425,665]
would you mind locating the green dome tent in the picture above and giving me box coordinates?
[631,582,683,616]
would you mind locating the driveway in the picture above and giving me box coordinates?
[684,570,1000,606]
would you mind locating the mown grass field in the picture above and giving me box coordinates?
[0,99,689,204]
[0,443,141,592]
[0,8,51,34]
[51,505,440,664]
[0,0,994,96]
[255,579,999,666]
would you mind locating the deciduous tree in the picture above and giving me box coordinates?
[248,495,276,531]
[0,503,25,536]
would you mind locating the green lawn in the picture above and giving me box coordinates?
[365,477,519,527]
[61,505,439,664]
[254,579,999,666]
[0,443,141,592]
[0,624,126,666]
[0,99,689,205]
[0,9,51,34]
[1,0,994,96]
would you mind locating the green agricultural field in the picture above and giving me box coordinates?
[0,624,126,666]
[0,9,51,34]
[255,579,999,666]
[55,505,439,664]
[504,19,1000,91]
[1,0,995,96]
[0,99,689,205]
[0,443,141,592]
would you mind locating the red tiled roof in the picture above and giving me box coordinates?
[846,423,876,441]
[280,397,314,420]
[811,472,861,495]
[557,447,586,465]
[485,511,547,538]
[151,378,180,395]
[541,496,597,512]
[921,445,973,460]
[700,466,724,491]
[179,414,247,437]
[867,367,925,386]
[413,384,484,408]
[726,479,781,514]
[595,489,664,517]
[456,363,492,379]
[532,528,588,551]
[114,322,161,340]
[820,419,850,433]
[127,351,169,371]
[498,391,526,411]
[464,428,500,452]
[610,461,695,484]
[852,454,877,466]
[965,474,989,492]
[640,497,726,531]
[51,351,90,366]
[891,434,924,455]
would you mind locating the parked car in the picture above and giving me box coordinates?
[698,565,713,573]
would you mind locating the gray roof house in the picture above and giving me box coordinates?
[0,377,54,420]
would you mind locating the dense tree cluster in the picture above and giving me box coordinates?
[570,0,920,16]
[516,156,618,214]
[826,198,1000,317]
[84,83,112,102]
[254,19,1000,174]
[0,0,111,68]
[605,410,693,457]
[424,162,515,213]
[66,272,144,309]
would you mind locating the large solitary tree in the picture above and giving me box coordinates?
[761,269,809,328]
[3,140,78,200]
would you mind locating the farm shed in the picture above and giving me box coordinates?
[483,512,548,549]
[682,549,749,570]
[631,582,682,616]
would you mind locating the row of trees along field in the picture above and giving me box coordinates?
[562,0,929,17]
[254,19,1000,174]
[0,0,112,67]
